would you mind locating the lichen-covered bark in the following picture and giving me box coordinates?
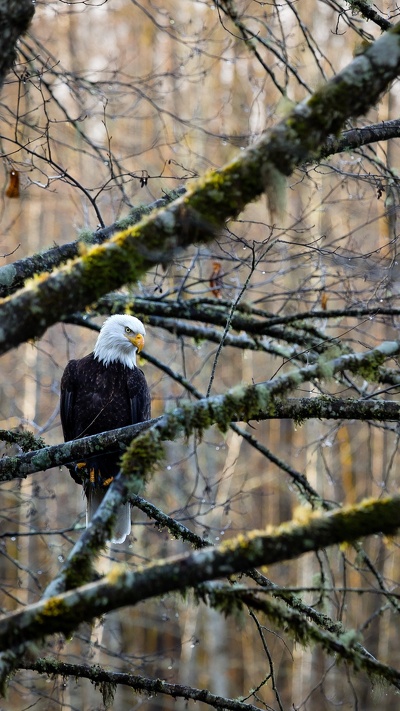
[21,658,263,711]
[1,117,399,298]
[1,26,400,354]
[0,189,185,298]
[0,419,155,482]
[1,495,400,652]
[37,339,400,600]
[1,396,400,483]
[0,0,35,90]
[202,585,400,689]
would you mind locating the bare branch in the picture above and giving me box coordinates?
[1,25,400,354]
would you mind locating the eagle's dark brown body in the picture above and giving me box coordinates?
[61,353,150,478]
[60,351,151,541]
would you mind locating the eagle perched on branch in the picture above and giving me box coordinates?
[60,314,151,543]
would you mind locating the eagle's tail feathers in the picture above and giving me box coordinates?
[111,501,131,544]
[86,489,131,544]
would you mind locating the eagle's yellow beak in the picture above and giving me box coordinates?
[128,333,145,352]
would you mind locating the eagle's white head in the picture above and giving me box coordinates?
[94,314,146,368]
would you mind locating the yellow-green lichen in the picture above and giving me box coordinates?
[41,597,68,618]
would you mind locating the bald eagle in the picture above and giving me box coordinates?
[60,314,151,544]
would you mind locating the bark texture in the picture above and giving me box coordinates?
[0,0,35,90]
[1,25,400,353]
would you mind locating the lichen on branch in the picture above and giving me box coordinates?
[1,494,400,654]
[1,26,400,354]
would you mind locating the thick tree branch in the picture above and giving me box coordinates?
[0,189,185,298]
[0,419,156,482]
[1,114,400,299]
[1,397,399,483]
[1,25,400,354]
[11,497,400,696]
[1,495,400,651]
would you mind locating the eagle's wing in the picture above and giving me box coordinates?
[60,359,78,441]
[60,360,86,486]
[128,367,151,424]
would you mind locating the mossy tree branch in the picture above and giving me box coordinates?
[7,494,400,697]
[0,419,156,483]
[200,583,400,690]
[2,115,400,299]
[1,25,400,354]
[1,396,399,484]
[1,495,400,653]
[34,338,400,602]
[20,658,263,711]
[0,189,186,298]
[130,478,400,684]
[20,615,400,710]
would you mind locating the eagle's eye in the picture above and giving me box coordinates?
[125,326,132,334]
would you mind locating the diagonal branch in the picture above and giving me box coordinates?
[1,495,400,651]
[1,25,400,354]
[0,189,186,298]
[1,116,400,299]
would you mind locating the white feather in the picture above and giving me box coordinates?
[87,490,131,544]
[94,314,146,368]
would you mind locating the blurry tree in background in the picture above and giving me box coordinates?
[1,0,400,709]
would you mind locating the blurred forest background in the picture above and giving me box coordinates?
[1,0,400,709]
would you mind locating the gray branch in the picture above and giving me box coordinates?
[1,116,400,298]
[1,26,400,354]
[20,658,262,711]
[1,495,400,679]
[1,397,399,483]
